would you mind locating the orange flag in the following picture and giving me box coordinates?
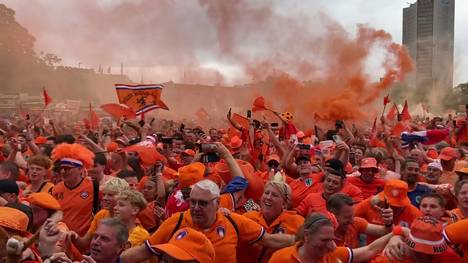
[43,87,52,107]
[115,84,169,114]
[390,122,407,136]
[386,103,398,121]
[401,100,412,121]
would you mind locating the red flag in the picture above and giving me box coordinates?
[43,87,52,107]
[390,122,407,136]
[89,103,100,129]
[383,95,390,106]
[252,96,267,112]
[401,100,412,121]
[386,103,398,121]
[369,116,385,147]
[100,103,137,119]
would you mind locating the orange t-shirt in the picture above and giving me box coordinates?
[347,176,385,200]
[239,210,304,263]
[146,211,265,263]
[334,217,368,248]
[87,209,111,236]
[354,197,422,243]
[440,171,458,186]
[450,208,466,222]
[268,244,352,263]
[220,193,236,211]
[52,177,96,236]
[340,180,364,203]
[444,219,468,261]
[137,201,160,232]
[296,192,328,217]
[289,172,323,208]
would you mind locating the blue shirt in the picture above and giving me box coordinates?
[407,183,433,207]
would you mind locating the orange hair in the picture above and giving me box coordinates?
[51,143,95,169]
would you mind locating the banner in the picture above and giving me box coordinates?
[115,84,169,115]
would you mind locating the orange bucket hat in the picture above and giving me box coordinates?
[229,136,243,150]
[404,216,447,254]
[178,162,205,189]
[152,227,215,262]
[378,179,411,207]
[0,206,29,234]
[27,192,61,211]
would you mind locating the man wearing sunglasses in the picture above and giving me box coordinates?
[121,179,296,263]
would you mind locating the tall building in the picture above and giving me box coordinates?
[402,0,455,101]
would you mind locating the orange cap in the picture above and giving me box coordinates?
[438,147,458,161]
[178,162,205,189]
[405,216,447,255]
[152,227,215,262]
[378,179,410,207]
[360,157,378,169]
[426,149,438,159]
[27,192,61,211]
[0,207,29,233]
[34,136,47,145]
[182,149,196,156]
[230,136,243,149]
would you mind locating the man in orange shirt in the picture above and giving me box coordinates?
[439,147,460,186]
[288,155,323,208]
[355,179,422,242]
[51,143,99,236]
[327,193,392,248]
[120,179,296,263]
[450,179,468,221]
[348,157,385,199]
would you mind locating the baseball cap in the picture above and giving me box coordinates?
[27,192,61,211]
[0,179,19,195]
[359,157,378,170]
[152,227,215,262]
[378,179,411,207]
[405,216,447,255]
[178,162,205,189]
[438,147,458,161]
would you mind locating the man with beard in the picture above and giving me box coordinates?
[348,157,385,199]
[401,159,433,208]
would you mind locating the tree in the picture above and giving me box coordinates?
[40,52,62,67]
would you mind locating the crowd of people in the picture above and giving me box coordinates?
[0,103,467,263]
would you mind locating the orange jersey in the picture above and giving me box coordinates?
[52,178,96,236]
[450,208,466,222]
[340,180,364,202]
[334,217,368,248]
[25,181,54,194]
[268,244,352,263]
[444,219,468,261]
[146,211,265,263]
[295,192,328,217]
[289,172,323,208]
[220,193,236,211]
[347,176,385,200]
[239,210,304,263]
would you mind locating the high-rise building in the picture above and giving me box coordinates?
[402,0,455,101]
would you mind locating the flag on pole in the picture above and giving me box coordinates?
[401,100,412,121]
[386,103,398,121]
[115,84,169,114]
[43,87,52,107]
[383,94,390,106]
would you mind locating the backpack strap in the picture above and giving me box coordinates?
[224,214,239,238]
[92,179,100,215]
[170,212,185,237]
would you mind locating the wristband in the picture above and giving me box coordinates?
[392,225,404,237]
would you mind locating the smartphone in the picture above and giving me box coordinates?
[332,135,342,143]
[199,143,217,153]
[247,110,252,119]
[201,153,220,163]
[298,144,311,150]
[270,122,279,128]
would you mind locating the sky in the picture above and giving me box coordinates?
[2,0,467,86]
